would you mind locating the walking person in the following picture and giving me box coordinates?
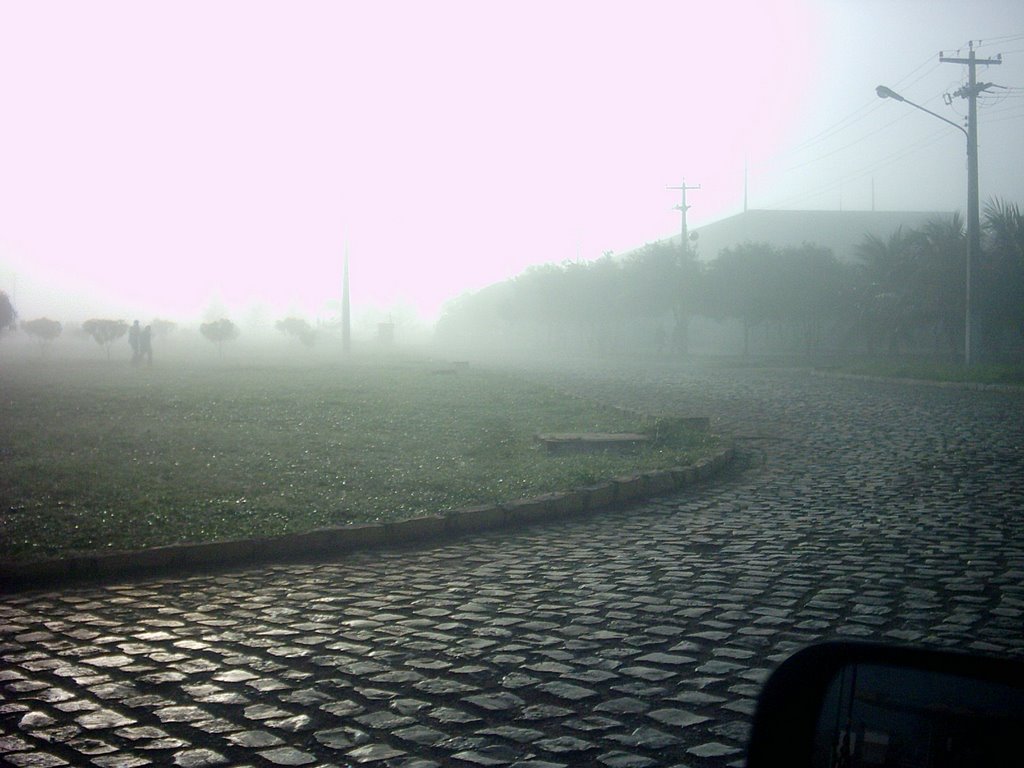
[129,320,141,364]
[139,324,153,366]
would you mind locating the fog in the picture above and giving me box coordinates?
[0,1,1022,331]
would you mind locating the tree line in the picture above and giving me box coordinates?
[437,200,1024,361]
[0,304,326,359]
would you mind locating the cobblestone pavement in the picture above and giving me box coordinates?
[2,361,1023,768]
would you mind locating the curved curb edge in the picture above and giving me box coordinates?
[0,443,736,593]
[811,369,1024,392]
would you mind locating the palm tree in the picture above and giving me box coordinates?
[775,243,845,356]
[917,214,966,355]
[981,198,1024,354]
[854,228,920,354]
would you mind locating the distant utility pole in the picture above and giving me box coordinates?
[667,181,700,248]
[743,158,748,213]
[342,246,351,355]
[940,41,1001,366]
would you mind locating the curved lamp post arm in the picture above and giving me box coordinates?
[875,84,975,367]
[875,86,968,137]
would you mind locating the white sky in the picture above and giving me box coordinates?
[1,0,1022,325]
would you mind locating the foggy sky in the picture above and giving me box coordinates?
[1,0,1022,326]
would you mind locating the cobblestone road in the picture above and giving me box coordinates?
[2,362,1023,768]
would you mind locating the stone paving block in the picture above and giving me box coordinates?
[92,756,152,767]
[392,724,447,745]
[257,746,317,765]
[648,708,710,728]
[688,741,743,758]
[535,735,599,755]
[346,743,406,762]
[535,681,599,701]
[172,748,229,767]
[3,752,70,767]
[607,726,680,749]
[452,744,523,765]
[313,726,370,749]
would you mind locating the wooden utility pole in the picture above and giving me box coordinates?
[940,41,1001,366]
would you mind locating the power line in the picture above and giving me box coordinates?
[751,56,951,178]
[759,125,953,210]
[755,40,1011,215]
[894,58,946,92]
[768,54,940,162]
[763,118,959,208]
[972,31,1024,45]
[985,110,1024,124]
[765,110,938,177]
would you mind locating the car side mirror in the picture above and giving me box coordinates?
[746,641,1024,767]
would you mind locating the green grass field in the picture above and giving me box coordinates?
[0,358,717,563]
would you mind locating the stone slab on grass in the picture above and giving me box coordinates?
[537,433,650,455]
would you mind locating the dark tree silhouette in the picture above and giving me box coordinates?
[21,318,62,354]
[82,319,129,360]
[623,241,702,354]
[564,256,623,351]
[200,318,239,356]
[0,291,15,334]
[275,317,316,346]
[436,203,1022,361]
[705,242,776,356]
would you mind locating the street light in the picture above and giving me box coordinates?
[876,84,974,366]
[875,86,968,137]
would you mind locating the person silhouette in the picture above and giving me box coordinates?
[139,324,152,366]
[129,320,141,364]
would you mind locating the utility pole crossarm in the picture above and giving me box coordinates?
[939,53,1002,66]
[666,182,701,247]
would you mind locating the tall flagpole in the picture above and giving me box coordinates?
[342,244,351,355]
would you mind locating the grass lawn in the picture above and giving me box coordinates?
[0,357,718,563]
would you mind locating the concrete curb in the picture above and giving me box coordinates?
[812,369,1024,393]
[0,444,736,593]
